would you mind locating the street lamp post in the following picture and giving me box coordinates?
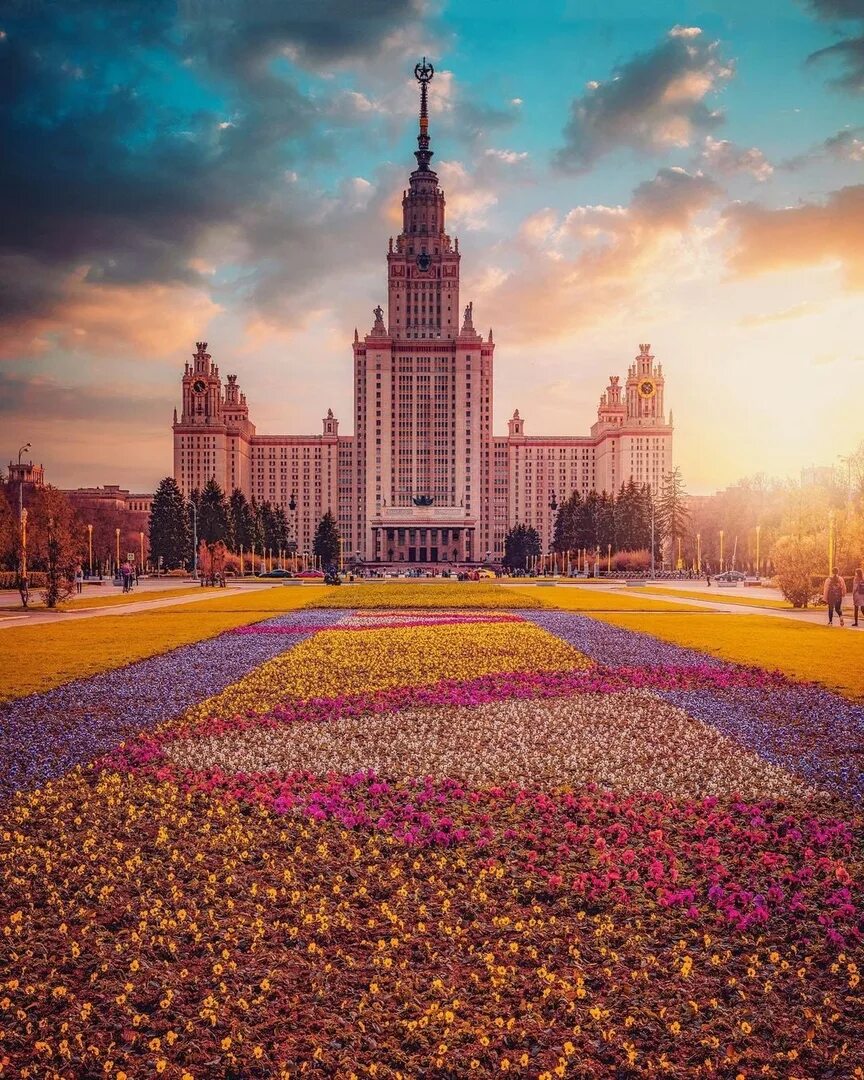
[139,531,144,572]
[87,523,93,577]
[696,532,701,575]
[17,442,30,582]
[115,527,120,573]
[719,529,725,573]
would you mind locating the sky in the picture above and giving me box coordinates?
[2,0,863,495]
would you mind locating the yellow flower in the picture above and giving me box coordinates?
[740,1021,752,1035]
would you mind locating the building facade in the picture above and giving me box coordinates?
[173,62,673,564]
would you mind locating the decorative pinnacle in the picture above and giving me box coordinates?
[413,57,434,172]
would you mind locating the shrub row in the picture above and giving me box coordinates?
[0,571,49,589]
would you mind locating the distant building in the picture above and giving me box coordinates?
[63,485,153,522]
[6,459,45,506]
[172,62,674,564]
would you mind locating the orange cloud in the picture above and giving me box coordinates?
[470,168,721,343]
[725,184,864,289]
[0,267,221,360]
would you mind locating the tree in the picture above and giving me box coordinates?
[552,492,581,555]
[149,477,190,570]
[657,467,690,567]
[596,490,616,552]
[615,480,642,552]
[503,522,541,570]
[273,505,289,552]
[228,488,254,552]
[313,511,340,568]
[0,486,17,571]
[581,490,601,552]
[257,500,278,552]
[28,486,83,608]
[198,479,230,546]
[772,535,822,608]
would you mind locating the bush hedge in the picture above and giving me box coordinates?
[0,572,49,589]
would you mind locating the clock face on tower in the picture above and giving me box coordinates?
[415,252,431,272]
[638,378,656,399]
[192,379,207,394]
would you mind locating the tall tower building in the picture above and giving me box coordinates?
[172,60,673,566]
[355,59,494,563]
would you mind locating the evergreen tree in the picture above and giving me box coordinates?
[635,488,656,557]
[581,491,601,552]
[198,479,230,546]
[249,498,265,559]
[258,501,278,551]
[657,468,690,565]
[228,488,254,552]
[552,491,581,554]
[596,491,616,551]
[503,522,541,570]
[615,480,641,551]
[313,511,341,568]
[149,477,190,570]
[273,506,289,552]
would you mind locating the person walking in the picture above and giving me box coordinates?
[74,564,84,595]
[853,568,864,627]
[823,567,846,626]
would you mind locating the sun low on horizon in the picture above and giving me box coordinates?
[2,0,862,496]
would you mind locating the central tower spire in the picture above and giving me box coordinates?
[386,60,459,340]
[414,57,434,172]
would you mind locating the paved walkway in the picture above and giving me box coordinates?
[0,582,283,629]
[504,581,848,627]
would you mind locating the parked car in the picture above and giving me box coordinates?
[714,570,746,583]
[295,569,325,579]
[260,568,294,578]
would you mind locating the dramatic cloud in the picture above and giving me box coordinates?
[0,271,221,360]
[725,184,864,288]
[698,136,773,181]
[472,167,722,342]
[805,0,864,92]
[554,27,734,171]
[0,0,426,355]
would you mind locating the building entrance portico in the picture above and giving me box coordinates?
[372,505,476,564]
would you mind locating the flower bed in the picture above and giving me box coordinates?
[1,607,862,1076]
[304,581,542,609]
